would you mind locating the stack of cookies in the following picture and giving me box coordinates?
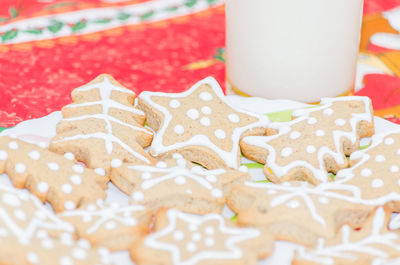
[1,74,400,265]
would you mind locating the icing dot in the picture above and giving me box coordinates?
[70,175,82,185]
[64,152,75,161]
[318,197,329,204]
[14,209,26,221]
[61,184,73,194]
[72,164,84,173]
[83,215,92,223]
[177,158,186,167]
[385,137,395,145]
[397,149,400,155]
[87,204,96,211]
[59,256,73,265]
[111,159,122,168]
[61,233,74,246]
[64,201,76,210]
[37,182,49,193]
[281,147,293,157]
[371,179,384,188]
[189,224,198,231]
[187,109,199,120]
[8,141,18,150]
[3,193,21,206]
[156,161,167,168]
[173,230,184,241]
[214,129,226,139]
[37,230,48,239]
[361,168,372,177]
[200,117,211,127]
[267,190,277,195]
[41,238,54,249]
[169,99,181,108]
[132,192,144,202]
[375,155,386,162]
[286,200,300,209]
[228,113,240,123]
[72,247,87,260]
[0,227,8,237]
[173,153,183,159]
[201,106,212,115]
[192,232,202,242]
[211,189,223,198]
[398,179,400,187]
[48,162,59,171]
[15,163,26,174]
[174,125,185,135]
[306,145,316,154]
[391,165,399,173]
[205,226,214,235]
[186,242,197,252]
[335,119,346,126]
[290,131,301,140]
[0,150,7,160]
[316,130,325,137]
[307,117,317,124]
[204,237,215,247]
[28,151,40,160]
[78,239,91,249]
[27,252,39,264]
[323,108,334,116]
[174,176,186,185]
[186,189,193,194]
[94,168,105,176]
[105,221,117,230]
[199,92,213,101]
[38,142,47,149]
[206,175,217,183]
[141,172,152,180]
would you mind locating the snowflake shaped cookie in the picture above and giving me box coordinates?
[50,74,154,176]
[131,209,273,265]
[241,97,374,184]
[111,153,249,215]
[59,199,152,251]
[138,77,269,169]
[0,136,106,212]
[294,207,400,265]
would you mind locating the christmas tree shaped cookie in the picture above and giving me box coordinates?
[50,74,154,176]
[241,97,374,184]
[138,77,269,169]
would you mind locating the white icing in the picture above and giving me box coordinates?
[335,119,346,126]
[187,109,199,120]
[173,230,184,241]
[28,151,40,160]
[385,137,395,145]
[375,155,386,162]
[200,117,210,127]
[286,200,300,209]
[323,108,333,116]
[64,152,75,161]
[8,141,19,150]
[132,192,144,202]
[281,147,293,157]
[0,150,7,160]
[204,237,214,247]
[70,175,82,185]
[228,113,240,123]
[306,145,316,154]
[15,163,26,174]
[201,106,211,115]
[141,172,152,180]
[199,92,213,101]
[156,161,167,168]
[27,252,39,264]
[72,164,84,174]
[174,176,187,185]
[110,159,122,168]
[315,130,325,137]
[169,99,181,108]
[3,193,21,206]
[318,197,329,204]
[94,168,106,176]
[61,184,73,194]
[48,162,59,171]
[214,129,226,139]
[14,209,26,221]
[290,131,301,140]
[361,168,372,177]
[37,182,49,193]
[307,117,317,124]
[390,165,399,173]
[174,125,185,135]
[64,201,76,210]
[371,179,384,188]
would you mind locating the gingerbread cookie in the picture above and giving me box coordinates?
[131,208,273,265]
[0,185,111,265]
[0,136,106,212]
[227,181,373,246]
[138,76,269,169]
[111,153,250,214]
[50,74,154,176]
[59,199,152,251]
[294,207,400,265]
[241,97,374,184]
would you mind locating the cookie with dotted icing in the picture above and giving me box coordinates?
[0,185,111,265]
[294,207,400,265]
[50,74,154,176]
[138,76,269,169]
[241,97,374,184]
[0,136,107,212]
[59,199,152,251]
[131,208,273,265]
[227,181,373,246]
[110,153,250,215]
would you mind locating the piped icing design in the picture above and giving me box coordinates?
[0,185,111,265]
[0,136,106,212]
[110,153,249,214]
[138,76,269,169]
[59,199,152,251]
[131,208,273,265]
[241,97,374,184]
[50,74,154,175]
[295,207,400,265]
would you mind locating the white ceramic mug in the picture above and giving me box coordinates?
[226,0,364,102]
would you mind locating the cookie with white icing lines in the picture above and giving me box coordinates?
[241,97,374,184]
[0,185,111,265]
[0,136,107,212]
[227,181,373,246]
[131,208,273,265]
[111,153,250,215]
[138,76,269,169]
[294,207,400,265]
[50,74,154,176]
[59,199,152,251]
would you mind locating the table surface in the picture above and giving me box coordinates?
[0,0,400,128]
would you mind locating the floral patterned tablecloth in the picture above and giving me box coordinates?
[0,0,399,129]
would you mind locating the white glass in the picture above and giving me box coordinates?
[226,0,364,102]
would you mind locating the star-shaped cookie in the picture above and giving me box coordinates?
[138,77,269,169]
